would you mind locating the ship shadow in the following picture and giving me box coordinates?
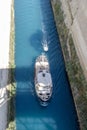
[29,30,43,52]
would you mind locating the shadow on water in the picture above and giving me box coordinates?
[13,0,80,129]
[13,25,79,130]
[29,29,49,52]
[0,67,79,130]
[29,30,43,50]
[0,58,35,112]
[0,54,79,130]
[14,26,80,130]
[0,62,79,130]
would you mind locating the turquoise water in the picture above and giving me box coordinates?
[14,0,80,130]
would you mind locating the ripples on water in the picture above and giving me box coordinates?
[15,0,80,130]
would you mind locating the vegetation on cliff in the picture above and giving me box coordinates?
[51,0,87,130]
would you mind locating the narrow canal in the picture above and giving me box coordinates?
[14,0,80,130]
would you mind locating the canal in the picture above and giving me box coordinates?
[14,0,80,130]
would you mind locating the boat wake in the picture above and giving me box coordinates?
[41,23,49,52]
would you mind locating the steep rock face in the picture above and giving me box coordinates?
[58,0,87,79]
[70,0,87,79]
[51,0,87,130]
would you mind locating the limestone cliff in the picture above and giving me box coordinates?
[51,0,87,130]
[57,0,87,79]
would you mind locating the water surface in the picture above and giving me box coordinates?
[15,0,80,130]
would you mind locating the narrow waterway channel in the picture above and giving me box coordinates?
[14,0,80,130]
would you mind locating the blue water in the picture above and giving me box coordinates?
[14,0,80,130]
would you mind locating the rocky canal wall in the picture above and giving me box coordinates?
[51,0,87,130]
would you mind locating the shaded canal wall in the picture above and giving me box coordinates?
[51,0,87,130]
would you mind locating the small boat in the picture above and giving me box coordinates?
[35,54,52,106]
[42,40,48,52]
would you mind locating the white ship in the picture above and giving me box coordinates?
[35,54,52,106]
[42,40,48,52]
